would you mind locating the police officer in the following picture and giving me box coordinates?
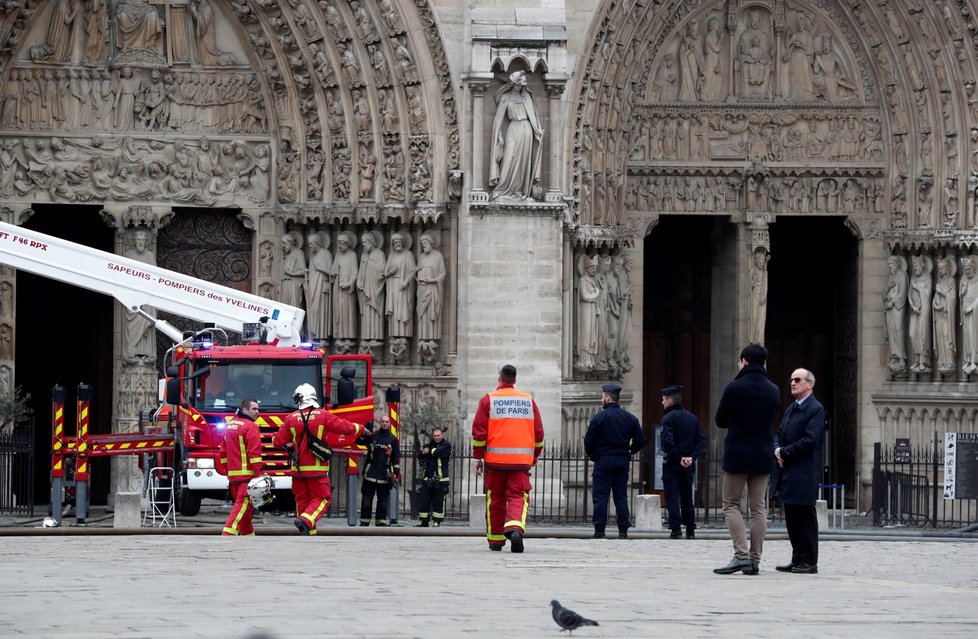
[416,427,452,527]
[659,384,707,539]
[584,383,646,539]
[359,415,401,526]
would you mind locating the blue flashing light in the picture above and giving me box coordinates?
[300,341,314,349]
[271,309,280,320]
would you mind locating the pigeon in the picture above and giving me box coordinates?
[550,600,599,635]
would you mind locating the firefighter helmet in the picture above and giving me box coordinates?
[42,517,60,528]
[292,383,319,409]
[246,474,275,508]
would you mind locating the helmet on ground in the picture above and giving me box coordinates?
[293,383,320,409]
[246,474,275,508]
[42,517,60,528]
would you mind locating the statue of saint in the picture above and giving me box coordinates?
[305,232,332,342]
[574,254,600,372]
[678,21,703,101]
[415,232,446,345]
[933,257,958,373]
[331,231,359,342]
[489,71,544,201]
[782,15,816,100]
[279,232,306,309]
[123,229,157,364]
[116,0,163,52]
[192,0,235,66]
[960,256,978,375]
[382,232,416,338]
[884,255,909,373]
[750,248,769,344]
[701,17,724,100]
[908,255,933,373]
[356,231,385,342]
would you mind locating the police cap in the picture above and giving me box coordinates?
[661,384,683,396]
[601,383,622,394]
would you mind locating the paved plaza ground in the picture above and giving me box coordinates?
[1,510,976,639]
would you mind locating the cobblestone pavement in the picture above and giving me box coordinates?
[1,520,976,639]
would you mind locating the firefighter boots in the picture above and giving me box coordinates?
[506,530,524,553]
[294,518,310,536]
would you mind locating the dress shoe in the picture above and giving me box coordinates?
[791,564,818,574]
[507,530,524,553]
[713,556,754,575]
[593,530,606,539]
[669,529,682,539]
[775,563,795,573]
[748,561,759,575]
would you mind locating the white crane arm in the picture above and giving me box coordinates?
[0,221,304,347]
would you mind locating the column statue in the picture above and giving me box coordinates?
[331,231,359,353]
[884,255,909,373]
[382,231,416,339]
[356,231,385,347]
[750,248,769,345]
[279,232,305,309]
[574,254,600,373]
[960,256,978,374]
[908,255,933,373]
[305,232,332,342]
[933,256,958,374]
[415,232,446,366]
[123,229,157,364]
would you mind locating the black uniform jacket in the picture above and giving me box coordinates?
[584,403,646,462]
[660,404,706,464]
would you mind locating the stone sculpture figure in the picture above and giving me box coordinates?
[737,9,772,99]
[813,36,856,103]
[306,232,332,342]
[599,255,619,373]
[84,0,108,63]
[192,0,235,66]
[39,0,78,63]
[750,248,769,345]
[908,255,933,373]
[279,231,306,309]
[884,255,909,373]
[415,232,446,361]
[382,232,416,338]
[960,256,978,375]
[701,17,724,100]
[933,256,957,373]
[613,255,633,373]
[678,21,703,102]
[574,254,600,373]
[489,71,544,202]
[116,0,163,52]
[356,231,386,344]
[123,229,157,364]
[782,14,816,100]
[331,231,359,348]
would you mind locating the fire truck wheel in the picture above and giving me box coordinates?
[177,486,201,517]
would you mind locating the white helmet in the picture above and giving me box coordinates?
[293,383,320,409]
[42,517,60,528]
[246,474,275,508]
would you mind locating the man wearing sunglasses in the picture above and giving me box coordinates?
[773,369,826,575]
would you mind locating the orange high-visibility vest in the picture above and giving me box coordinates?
[485,388,536,466]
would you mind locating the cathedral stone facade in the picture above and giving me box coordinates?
[1,0,977,507]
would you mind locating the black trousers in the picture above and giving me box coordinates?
[783,503,819,566]
[661,462,696,532]
[418,480,448,522]
[360,480,391,524]
[591,456,631,532]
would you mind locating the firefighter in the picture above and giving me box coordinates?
[274,383,365,536]
[216,399,264,536]
[416,427,452,527]
[359,415,401,526]
[471,364,545,553]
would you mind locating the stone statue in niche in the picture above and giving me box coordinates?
[192,0,236,66]
[960,256,978,375]
[382,231,415,339]
[598,255,619,374]
[84,0,108,64]
[489,71,544,202]
[305,232,332,342]
[258,240,273,278]
[31,0,78,63]
[908,255,933,373]
[574,254,600,373]
[884,255,909,373]
[651,53,677,102]
[331,231,359,352]
[701,16,724,100]
[122,229,157,365]
[736,9,773,99]
[356,231,385,347]
[812,36,857,104]
[280,231,306,309]
[613,255,633,373]
[933,256,957,374]
[782,14,817,101]
[415,232,446,366]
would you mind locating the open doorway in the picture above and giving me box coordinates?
[16,206,115,505]
[766,216,858,492]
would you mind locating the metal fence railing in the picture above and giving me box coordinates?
[0,422,34,517]
[872,439,977,528]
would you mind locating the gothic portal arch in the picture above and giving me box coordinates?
[567,0,978,497]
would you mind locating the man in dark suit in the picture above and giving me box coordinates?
[774,367,827,574]
[659,384,706,539]
[712,343,781,575]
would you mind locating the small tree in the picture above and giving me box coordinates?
[0,385,33,434]
[397,398,458,485]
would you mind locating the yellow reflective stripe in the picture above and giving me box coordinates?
[298,464,330,471]
[225,496,250,534]
[248,457,262,464]
[222,527,239,535]
[472,439,485,446]
[238,437,248,472]
[228,469,256,476]
[535,441,544,448]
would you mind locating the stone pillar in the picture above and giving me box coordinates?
[545,78,568,202]
[463,75,492,200]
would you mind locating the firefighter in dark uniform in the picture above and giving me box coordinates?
[359,415,400,526]
[659,384,707,539]
[584,383,646,539]
[416,427,452,527]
